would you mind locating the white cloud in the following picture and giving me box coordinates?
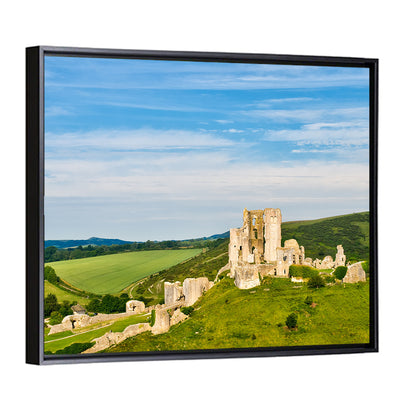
[242,106,368,123]
[248,97,316,108]
[222,129,244,133]
[45,106,72,117]
[264,126,369,145]
[45,128,236,152]
[46,145,369,203]
[215,119,234,124]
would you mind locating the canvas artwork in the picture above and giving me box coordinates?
[42,55,372,357]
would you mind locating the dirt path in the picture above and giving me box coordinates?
[45,323,114,343]
[201,252,227,264]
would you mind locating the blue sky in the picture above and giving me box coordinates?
[44,56,369,241]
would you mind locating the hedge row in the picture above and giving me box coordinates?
[289,265,319,279]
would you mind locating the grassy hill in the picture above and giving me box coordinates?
[282,212,370,261]
[46,248,202,295]
[107,276,369,353]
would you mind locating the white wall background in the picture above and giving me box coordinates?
[1,1,414,414]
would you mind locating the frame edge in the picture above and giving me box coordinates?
[26,46,44,365]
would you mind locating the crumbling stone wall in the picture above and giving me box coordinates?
[169,309,188,326]
[234,263,261,289]
[48,310,144,335]
[335,245,346,267]
[313,245,346,269]
[151,309,170,335]
[83,306,189,354]
[126,300,145,313]
[164,281,184,307]
[343,262,366,283]
[183,277,213,306]
[303,257,313,267]
[314,256,335,269]
[83,322,151,354]
[164,277,213,307]
[283,239,305,265]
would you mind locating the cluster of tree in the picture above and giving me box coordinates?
[286,313,297,329]
[44,293,74,319]
[180,306,194,315]
[44,238,224,263]
[333,266,348,280]
[307,274,326,288]
[86,293,130,314]
[45,342,94,355]
[44,265,60,284]
[362,261,370,274]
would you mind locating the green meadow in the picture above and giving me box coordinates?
[46,248,202,295]
[108,277,370,353]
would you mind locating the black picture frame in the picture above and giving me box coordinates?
[26,46,378,365]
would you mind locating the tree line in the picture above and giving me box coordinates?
[44,238,221,263]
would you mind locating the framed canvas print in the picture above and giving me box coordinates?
[26,46,378,365]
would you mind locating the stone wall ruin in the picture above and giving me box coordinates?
[164,277,214,307]
[343,261,366,283]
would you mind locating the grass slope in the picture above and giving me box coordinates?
[108,277,370,353]
[44,281,89,306]
[46,249,202,295]
[282,212,369,261]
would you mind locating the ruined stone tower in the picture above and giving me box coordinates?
[229,208,301,288]
[334,245,346,267]
[264,208,282,262]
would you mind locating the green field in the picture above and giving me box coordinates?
[44,313,149,353]
[44,281,89,306]
[108,277,369,353]
[46,249,202,295]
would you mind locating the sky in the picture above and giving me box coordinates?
[44,56,370,241]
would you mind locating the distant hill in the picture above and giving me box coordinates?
[44,237,134,249]
[45,232,230,249]
[204,231,230,240]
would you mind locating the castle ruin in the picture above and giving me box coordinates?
[229,208,347,289]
